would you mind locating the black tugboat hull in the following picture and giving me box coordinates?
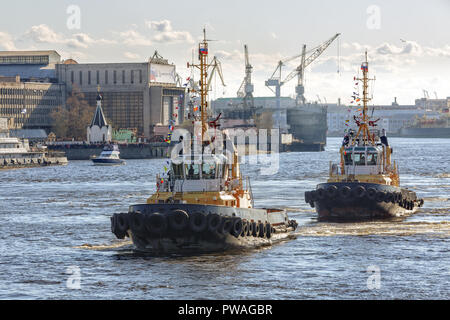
[305,182,423,221]
[110,203,297,254]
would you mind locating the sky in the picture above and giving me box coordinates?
[0,0,450,105]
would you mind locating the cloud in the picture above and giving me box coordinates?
[123,51,140,59]
[21,24,115,49]
[270,32,277,39]
[0,31,16,50]
[116,29,152,46]
[146,20,172,32]
[146,20,194,44]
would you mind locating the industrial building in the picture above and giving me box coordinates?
[0,50,186,140]
[0,51,65,131]
[56,53,185,138]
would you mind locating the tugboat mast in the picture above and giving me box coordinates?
[188,28,209,140]
[354,50,375,145]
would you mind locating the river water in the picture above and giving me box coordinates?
[0,137,448,299]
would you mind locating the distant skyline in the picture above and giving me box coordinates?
[1,0,450,104]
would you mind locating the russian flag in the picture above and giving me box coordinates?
[199,47,208,55]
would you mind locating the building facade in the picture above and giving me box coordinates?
[0,50,186,140]
[0,51,65,131]
[56,57,185,138]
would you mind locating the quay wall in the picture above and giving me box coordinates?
[47,143,172,160]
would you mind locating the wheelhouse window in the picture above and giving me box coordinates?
[353,153,366,166]
[201,163,216,179]
[367,153,378,165]
[172,163,184,179]
[344,151,353,165]
[185,164,200,180]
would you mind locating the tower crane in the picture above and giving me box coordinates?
[265,33,340,108]
[236,45,254,109]
[283,33,340,104]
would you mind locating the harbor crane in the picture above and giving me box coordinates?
[236,45,254,109]
[265,33,340,108]
[206,56,226,92]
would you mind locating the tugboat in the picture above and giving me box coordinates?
[91,144,125,166]
[110,29,297,253]
[304,52,424,221]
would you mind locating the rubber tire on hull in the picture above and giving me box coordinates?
[189,212,207,233]
[130,212,146,235]
[317,188,326,200]
[241,221,249,237]
[258,222,266,238]
[265,223,272,239]
[367,187,377,200]
[207,214,221,233]
[352,186,366,198]
[327,185,338,199]
[146,212,168,235]
[339,186,351,199]
[219,217,233,235]
[375,191,385,203]
[168,209,189,231]
[252,222,260,237]
[248,221,254,236]
[231,217,243,238]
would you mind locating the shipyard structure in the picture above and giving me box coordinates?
[212,97,327,151]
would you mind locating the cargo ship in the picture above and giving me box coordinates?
[304,52,424,221]
[110,30,297,253]
[399,112,450,138]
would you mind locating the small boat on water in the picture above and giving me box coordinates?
[304,52,424,221]
[110,29,297,254]
[0,119,68,169]
[91,144,125,166]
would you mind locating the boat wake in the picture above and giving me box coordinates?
[295,221,450,237]
[74,240,133,251]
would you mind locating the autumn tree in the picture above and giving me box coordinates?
[50,85,95,140]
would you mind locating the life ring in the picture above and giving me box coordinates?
[231,217,243,238]
[375,191,385,203]
[352,186,366,198]
[326,185,338,198]
[339,186,351,198]
[168,209,189,231]
[146,212,168,234]
[189,212,207,233]
[207,213,221,233]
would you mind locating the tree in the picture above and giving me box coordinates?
[50,85,95,140]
